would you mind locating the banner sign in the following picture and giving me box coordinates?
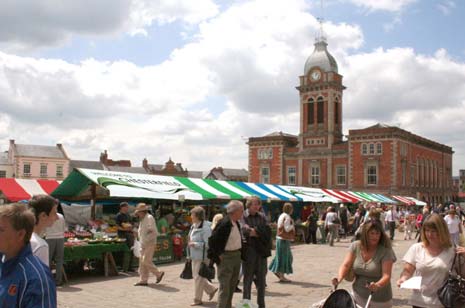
[78,168,203,200]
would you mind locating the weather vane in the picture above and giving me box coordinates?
[316,0,327,42]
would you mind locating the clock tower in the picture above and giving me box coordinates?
[296,37,345,151]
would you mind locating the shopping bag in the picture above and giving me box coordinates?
[316,228,322,241]
[198,261,215,280]
[235,299,258,308]
[132,240,141,258]
[180,259,193,279]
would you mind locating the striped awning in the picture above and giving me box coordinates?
[392,195,416,206]
[0,178,61,202]
[281,186,341,203]
[322,189,361,203]
[404,197,427,206]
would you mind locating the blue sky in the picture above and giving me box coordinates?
[0,0,464,176]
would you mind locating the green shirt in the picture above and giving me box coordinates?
[157,217,169,233]
[350,241,397,303]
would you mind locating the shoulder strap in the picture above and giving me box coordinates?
[450,245,458,272]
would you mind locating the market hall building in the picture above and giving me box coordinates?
[247,36,454,205]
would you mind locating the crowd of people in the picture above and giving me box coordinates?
[1,195,465,308]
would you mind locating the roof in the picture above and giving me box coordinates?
[70,160,105,170]
[222,168,248,177]
[147,164,163,171]
[265,131,297,138]
[304,39,338,75]
[187,171,203,178]
[106,166,148,174]
[14,144,66,159]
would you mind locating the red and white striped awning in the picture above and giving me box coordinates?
[322,189,362,203]
[0,178,61,202]
[391,195,416,206]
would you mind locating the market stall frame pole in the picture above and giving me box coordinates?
[91,183,97,220]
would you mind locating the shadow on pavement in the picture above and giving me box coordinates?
[147,284,180,292]
[264,291,292,297]
[290,281,329,288]
[57,286,83,293]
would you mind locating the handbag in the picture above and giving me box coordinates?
[277,216,295,241]
[198,243,216,280]
[437,252,465,308]
[180,259,193,279]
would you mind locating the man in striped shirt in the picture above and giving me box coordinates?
[0,203,57,308]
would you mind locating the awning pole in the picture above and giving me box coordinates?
[91,183,96,220]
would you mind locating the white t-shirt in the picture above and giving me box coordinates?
[444,215,461,234]
[45,213,66,239]
[30,232,49,266]
[402,242,455,308]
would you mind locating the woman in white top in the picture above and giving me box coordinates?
[324,207,340,246]
[444,209,463,246]
[397,214,455,308]
[269,202,294,282]
[28,195,59,266]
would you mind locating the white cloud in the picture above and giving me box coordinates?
[0,0,218,51]
[436,1,456,16]
[347,0,417,12]
[1,0,465,175]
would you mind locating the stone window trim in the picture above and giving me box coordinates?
[23,163,31,176]
[258,148,273,160]
[364,160,378,186]
[335,165,346,186]
[260,164,270,184]
[309,161,321,186]
[287,166,296,185]
[56,164,64,177]
[361,142,383,156]
[40,163,48,177]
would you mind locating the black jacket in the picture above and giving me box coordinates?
[207,216,244,264]
[242,213,272,258]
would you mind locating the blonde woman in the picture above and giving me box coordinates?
[269,202,294,282]
[397,214,455,308]
[211,213,224,230]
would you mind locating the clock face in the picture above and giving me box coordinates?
[311,70,321,81]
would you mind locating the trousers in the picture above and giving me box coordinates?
[242,247,267,308]
[139,243,161,282]
[217,250,241,308]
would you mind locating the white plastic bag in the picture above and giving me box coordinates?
[235,299,258,308]
[316,228,322,241]
[132,240,141,258]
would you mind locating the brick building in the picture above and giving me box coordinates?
[248,36,454,205]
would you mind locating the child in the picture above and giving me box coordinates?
[404,213,416,240]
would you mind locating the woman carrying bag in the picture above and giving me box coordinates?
[188,206,218,306]
[269,202,295,283]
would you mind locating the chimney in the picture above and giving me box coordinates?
[143,158,148,169]
[9,139,14,146]
[100,150,108,164]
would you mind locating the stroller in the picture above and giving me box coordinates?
[312,286,373,308]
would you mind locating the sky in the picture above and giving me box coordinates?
[0,0,464,175]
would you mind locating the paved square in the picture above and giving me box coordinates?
[58,238,414,307]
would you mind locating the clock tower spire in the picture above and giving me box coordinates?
[297,17,345,151]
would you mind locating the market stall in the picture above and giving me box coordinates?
[0,178,60,202]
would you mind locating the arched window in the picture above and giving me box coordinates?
[317,97,324,124]
[334,98,339,125]
[307,98,314,125]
